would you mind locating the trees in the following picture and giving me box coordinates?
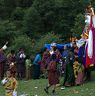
[8,35,33,55]
[71,13,85,38]
[31,32,61,59]
[23,7,44,39]
[0,0,95,55]
[0,20,16,47]
[16,0,34,7]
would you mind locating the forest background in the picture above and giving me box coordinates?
[0,0,94,59]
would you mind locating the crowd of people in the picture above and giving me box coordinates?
[1,5,95,96]
[33,41,95,95]
[0,41,93,95]
[0,46,26,80]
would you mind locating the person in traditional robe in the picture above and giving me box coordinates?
[41,48,50,78]
[63,48,75,87]
[62,46,69,59]
[54,48,62,78]
[0,42,8,80]
[7,50,16,77]
[16,48,26,79]
[7,50,16,65]
[33,51,43,79]
[85,5,95,66]
[74,46,79,62]
[61,46,69,75]
[44,54,59,95]
[73,57,84,85]
[49,43,57,55]
[78,43,85,64]
[83,5,95,81]
[1,69,17,96]
[25,55,32,80]
[88,6,95,65]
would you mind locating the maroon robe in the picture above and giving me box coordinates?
[47,60,59,85]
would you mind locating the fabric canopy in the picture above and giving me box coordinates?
[44,43,71,50]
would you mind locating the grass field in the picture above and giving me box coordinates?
[0,72,95,96]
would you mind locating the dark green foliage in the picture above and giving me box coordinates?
[0,0,95,56]
[30,32,61,59]
[71,13,85,38]
[23,7,44,38]
[16,0,34,7]
[8,35,33,55]
[0,20,16,47]
[11,7,25,21]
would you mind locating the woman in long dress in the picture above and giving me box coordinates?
[63,49,75,86]
[73,57,84,85]
[44,54,59,95]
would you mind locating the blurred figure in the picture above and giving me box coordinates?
[50,43,57,55]
[62,46,69,60]
[7,50,16,77]
[44,54,59,95]
[41,48,50,78]
[61,46,69,75]
[16,48,26,79]
[1,69,17,96]
[0,42,7,80]
[73,57,84,85]
[7,50,16,65]
[25,55,32,80]
[54,48,62,79]
[63,49,75,87]
[74,46,79,58]
[33,51,43,79]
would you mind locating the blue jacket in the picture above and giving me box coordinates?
[33,54,42,65]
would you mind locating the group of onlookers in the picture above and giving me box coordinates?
[42,42,93,95]
[0,46,32,80]
[0,41,94,95]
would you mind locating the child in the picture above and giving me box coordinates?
[44,54,59,95]
[1,69,17,96]
[9,62,16,78]
[25,55,32,80]
[73,58,84,85]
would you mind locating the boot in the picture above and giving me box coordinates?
[44,86,49,94]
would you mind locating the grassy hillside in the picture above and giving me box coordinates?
[0,72,95,96]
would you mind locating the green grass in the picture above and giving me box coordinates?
[0,72,95,96]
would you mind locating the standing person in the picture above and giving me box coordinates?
[63,49,75,87]
[7,50,16,77]
[1,69,17,96]
[71,42,77,53]
[55,48,62,61]
[74,46,79,58]
[33,51,43,79]
[54,48,62,82]
[84,5,95,81]
[73,57,84,85]
[16,48,26,79]
[61,46,69,76]
[41,48,50,78]
[0,42,7,80]
[44,54,59,95]
[25,55,32,80]
[7,50,16,65]
[49,43,57,55]
[62,46,69,59]
[77,42,86,64]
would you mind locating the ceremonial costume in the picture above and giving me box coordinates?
[2,77,17,96]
